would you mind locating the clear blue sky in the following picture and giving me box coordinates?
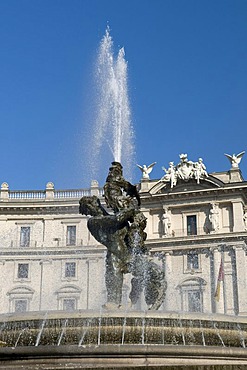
[0,0,247,189]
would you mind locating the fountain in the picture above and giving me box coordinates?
[0,29,247,370]
[1,168,247,369]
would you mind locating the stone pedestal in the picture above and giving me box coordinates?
[0,182,9,200]
[229,168,243,183]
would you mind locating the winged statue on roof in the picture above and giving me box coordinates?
[136,162,156,180]
[224,151,245,169]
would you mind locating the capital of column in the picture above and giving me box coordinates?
[210,246,220,254]
[165,251,173,257]
[86,258,99,265]
[39,259,52,265]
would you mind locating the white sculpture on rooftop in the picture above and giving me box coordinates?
[224,151,245,169]
[194,158,208,184]
[176,153,194,180]
[137,162,156,180]
[162,162,177,188]
[161,154,208,188]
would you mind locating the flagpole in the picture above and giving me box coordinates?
[214,247,225,313]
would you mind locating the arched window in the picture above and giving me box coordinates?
[55,285,81,311]
[177,277,206,313]
[7,286,34,312]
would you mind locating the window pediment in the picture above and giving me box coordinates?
[178,277,207,289]
[55,285,81,295]
[7,286,34,296]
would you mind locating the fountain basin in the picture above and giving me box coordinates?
[0,310,247,368]
[1,310,247,347]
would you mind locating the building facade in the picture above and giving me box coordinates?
[0,155,247,316]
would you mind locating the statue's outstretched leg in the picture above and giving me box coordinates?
[129,276,144,306]
[144,261,167,310]
[104,251,123,309]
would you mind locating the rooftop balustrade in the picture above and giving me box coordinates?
[0,181,104,201]
[9,190,46,200]
[7,239,86,249]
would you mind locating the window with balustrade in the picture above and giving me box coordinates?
[20,226,30,247]
[187,290,202,312]
[7,286,34,312]
[66,226,76,246]
[187,253,199,270]
[65,262,76,278]
[187,215,197,235]
[17,263,29,279]
[55,285,81,311]
[14,299,28,312]
[178,277,206,313]
[63,298,76,311]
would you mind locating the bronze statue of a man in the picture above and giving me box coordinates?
[79,162,166,310]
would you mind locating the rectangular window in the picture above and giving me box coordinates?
[17,263,29,279]
[187,215,197,235]
[65,262,76,278]
[20,227,30,247]
[63,298,76,311]
[14,299,28,312]
[188,291,202,312]
[66,226,76,246]
[187,253,199,270]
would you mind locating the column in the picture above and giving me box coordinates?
[213,248,225,314]
[224,248,235,315]
[0,260,6,312]
[164,251,173,311]
[235,246,247,315]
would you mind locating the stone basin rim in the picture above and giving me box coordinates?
[0,344,247,362]
[1,310,247,324]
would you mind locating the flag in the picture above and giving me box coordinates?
[214,257,224,301]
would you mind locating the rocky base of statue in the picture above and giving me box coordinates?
[79,162,166,310]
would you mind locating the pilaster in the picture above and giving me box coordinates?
[86,258,103,309]
[232,201,244,232]
[39,259,53,311]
